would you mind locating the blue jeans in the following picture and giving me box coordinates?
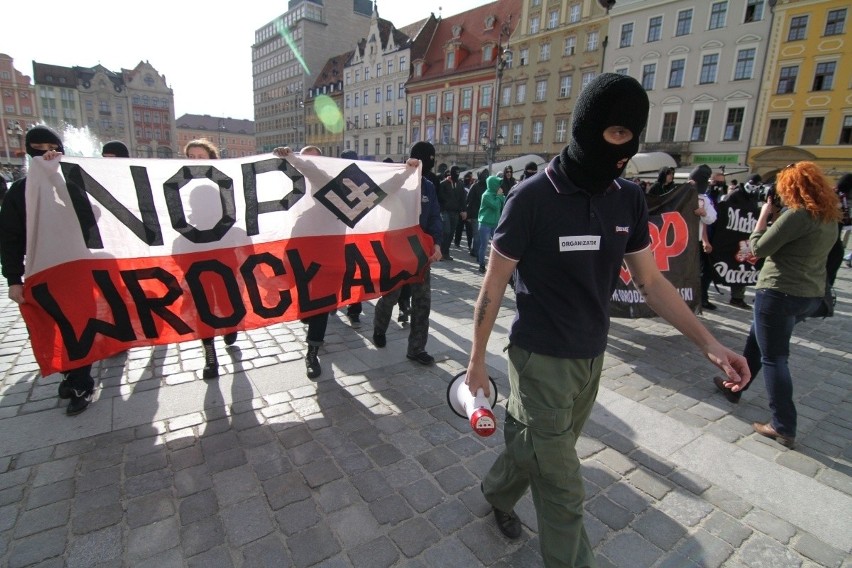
[478,224,496,267]
[742,288,820,438]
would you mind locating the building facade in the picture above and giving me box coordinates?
[176,114,257,158]
[0,54,36,168]
[503,0,611,164]
[748,0,851,180]
[406,0,523,170]
[305,51,350,158]
[343,6,436,161]
[607,0,772,170]
[252,0,373,153]
[124,62,177,158]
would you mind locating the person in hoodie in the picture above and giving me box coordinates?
[464,73,750,568]
[686,165,719,311]
[648,166,676,196]
[0,125,96,415]
[101,140,130,158]
[371,141,443,366]
[476,175,506,273]
[465,169,488,257]
[437,165,467,260]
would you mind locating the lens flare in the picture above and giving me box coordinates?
[275,20,309,74]
[313,95,344,134]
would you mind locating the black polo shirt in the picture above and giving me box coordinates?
[493,157,650,358]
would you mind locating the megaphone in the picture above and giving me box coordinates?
[447,371,498,437]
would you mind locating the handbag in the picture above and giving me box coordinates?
[810,278,835,318]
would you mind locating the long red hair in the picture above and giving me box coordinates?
[775,161,841,223]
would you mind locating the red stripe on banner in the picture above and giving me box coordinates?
[22,227,432,375]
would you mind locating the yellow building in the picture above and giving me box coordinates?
[749,0,851,182]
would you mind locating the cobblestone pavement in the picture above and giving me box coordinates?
[0,245,850,567]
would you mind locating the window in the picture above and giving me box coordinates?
[459,122,470,145]
[400,56,406,69]
[548,9,559,29]
[364,68,370,81]
[560,75,573,97]
[582,71,596,88]
[724,108,744,140]
[539,43,551,61]
[363,139,369,155]
[412,125,420,142]
[364,114,369,128]
[385,137,391,153]
[413,96,422,115]
[535,79,547,101]
[648,16,663,42]
[443,92,454,112]
[532,120,544,143]
[380,112,386,126]
[427,95,437,113]
[363,90,369,105]
[479,120,489,141]
[387,59,394,74]
[709,2,727,30]
[519,48,529,65]
[825,8,846,35]
[700,54,719,84]
[530,15,540,34]
[676,9,693,36]
[840,116,852,144]
[668,59,685,88]
[555,118,568,143]
[641,63,656,90]
[813,61,836,91]
[501,85,512,106]
[620,23,634,48]
[441,122,451,144]
[569,4,581,23]
[461,88,472,110]
[398,109,405,124]
[801,116,824,145]
[788,15,808,41]
[397,135,404,154]
[587,31,599,51]
[446,51,456,69]
[399,82,405,98]
[766,118,787,145]
[512,123,523,145]
[691,109,710,141]
[387,85,392,101]
[376,87,382,102]
[376,63,382,77]
[745,0,764,23]
[661,112,677,142]
[615,67,629,75]
[564,36,576,56]
[481,85,492,107]
[733,48,756,80]
[515,83,526,104]
[777,66,798,93]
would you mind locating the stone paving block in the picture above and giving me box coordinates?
[263,471,312,510]
[735,532,804,568]
[241,534,293,568]
[13,499,70,537]
[793,532,847,568]
[400,478,445,513]
[667,468,712,495]
[25,478,74,510]
[416,446,458,473]
[132,547,184,568]
[77,465,121,493]
[327,503,381,548]
[582,461,619,491]
[127,516,181,564]
[382,458,425,489]
[628,448,676,476]
[206,447,248,474]
[703,510,753,547]
[815,467,852,497]
[287,523,341,568]
[65,524,122,568]
[300,456,343,488]
[125,450,168,478]
[274,498,321,536]
[316,479,360,514]
[426,499,476,536]
[220,496,274,547]
[6,526,67,568]
[288,440,328,467]
[743,509,797,544]
[0,484,24,507]
[32,456,77,486]
[212,464,261,507]
[700,486,753,519]
[605,481,652,514]
[346,535,400,568]
[599,529,664,568]
[433,464,477,495]
[14,446,54,468]
[71,502,124,535]
[370,493,415,526]
[179,488,219,526]
[595,447,637,476]
[659,489,714,527]
[677,528,735,568]
[124,467,173,499]
[585,495,633,531]
[389,516,441,558]
[633,507,688,550]
[627,467,673,500]
[170,444,205,471]
[181,516,226,557]
[186,545,236,568]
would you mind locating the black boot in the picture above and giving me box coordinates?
[202,340,219,379]
[305,345,321,379]
[223,332,238,345]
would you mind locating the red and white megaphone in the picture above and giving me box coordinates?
[447,371,498,437]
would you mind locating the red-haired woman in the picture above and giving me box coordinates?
[713,162,840,448]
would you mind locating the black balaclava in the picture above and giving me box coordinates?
[102,140,129,157]
[450,165,460,182]
[689,165,712,193]
[25,125,64,157]
[560,73,649,192]
[837,173,852,196]
[409,141,435,173]
[340,150,358,160]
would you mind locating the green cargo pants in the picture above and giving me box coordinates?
[482,344,603,568]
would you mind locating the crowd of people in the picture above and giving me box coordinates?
[1,82,849,565]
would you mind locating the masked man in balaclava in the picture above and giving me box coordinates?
[0,125,96,416]
[464,74,750,567]
[371,141,443,365]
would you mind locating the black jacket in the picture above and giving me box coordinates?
[0,178,27,285]
[466,180,485,219]
[438,178,467,212]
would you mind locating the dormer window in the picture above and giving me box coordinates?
[485,15,496,30]
[446,51,456,69]
[452,24,462,38]
[484,44,495,62]
[414,61,424,77]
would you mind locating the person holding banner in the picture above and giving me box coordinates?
[714,162,841,449]
[184,139,239,379]
[372,141,443,365]
[464,73,750,568]
[0,126,96,415]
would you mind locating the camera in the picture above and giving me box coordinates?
[757,183,783,208]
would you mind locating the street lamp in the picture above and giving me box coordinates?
[481,16,512,172]
[6,121,25,168]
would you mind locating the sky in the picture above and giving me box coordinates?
[4,0,490,121]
